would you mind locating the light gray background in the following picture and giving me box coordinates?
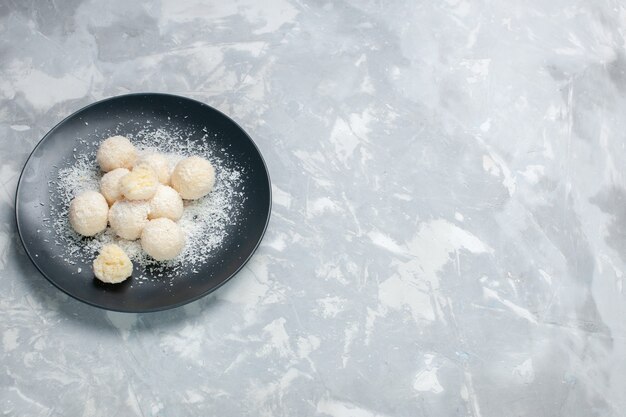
[1,1,626,416]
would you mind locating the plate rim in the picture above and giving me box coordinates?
[14,92,272,313]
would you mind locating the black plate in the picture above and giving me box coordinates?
[15,93,271,312]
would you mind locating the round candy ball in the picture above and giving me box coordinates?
[108,200,150,240]
[96,136,137,172]
[141,218,185,261]
[100,168,130,205]
[93,244,133,284]
[149,184,184,221]
[120,163,158,201]
[170,156,215,200]
[138,153,170,185]
[69,191,109,236]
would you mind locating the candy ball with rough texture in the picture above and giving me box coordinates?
[149,184,184,221]
[96,136,137,172]
[120,163,158,201]
[170,156,215,200]
[138,153,170,185]
[141,218,185,261]
[108,200,150,240]
[100,168,130,205]
[93,244,133,284]
[69,191,109,236]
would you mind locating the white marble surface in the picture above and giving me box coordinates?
[2,0,626,415]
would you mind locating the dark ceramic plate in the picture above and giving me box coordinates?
[15,93,271,312]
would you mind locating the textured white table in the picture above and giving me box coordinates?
[2,1,626,416]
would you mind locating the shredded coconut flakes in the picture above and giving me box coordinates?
[49,125,246,284]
